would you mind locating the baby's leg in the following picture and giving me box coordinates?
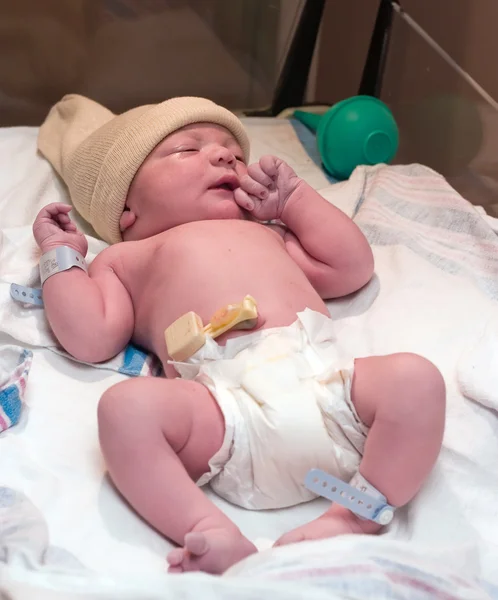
[97,377,256,573]
[276,353,446,544]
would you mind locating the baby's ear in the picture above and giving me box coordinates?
[120,208,136,232]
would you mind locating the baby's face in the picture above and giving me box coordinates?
[121,123,248,240]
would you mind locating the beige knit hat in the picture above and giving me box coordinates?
[37,94,250,244]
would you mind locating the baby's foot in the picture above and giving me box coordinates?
[274,507,382,547]
[167,528,256,574]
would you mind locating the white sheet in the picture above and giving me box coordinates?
[1,120,498,597]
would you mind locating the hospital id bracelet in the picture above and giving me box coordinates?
[304,468,395,525]
[10,246,88,307]
[10,283,44,307]
[40,246,88,285]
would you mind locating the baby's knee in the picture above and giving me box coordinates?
[98,380,137,433]
[389,353,446,419]
[398,353,445,397]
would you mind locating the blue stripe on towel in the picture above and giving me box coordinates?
[0,384,22,425]
[118,344,149,376]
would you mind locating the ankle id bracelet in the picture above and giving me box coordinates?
[304,468,395,525]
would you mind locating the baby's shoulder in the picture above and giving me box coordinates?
[91,238,151,269]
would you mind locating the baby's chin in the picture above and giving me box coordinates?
[206,197,246,221]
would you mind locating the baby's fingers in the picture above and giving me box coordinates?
[234,187,256,211]
[35,203,72,227]
[42,203,72,218]
[259,155,280,179]
[56,213,71,224]
[247,163,274,189]
[61,222,78,232]
[239,174,268,200]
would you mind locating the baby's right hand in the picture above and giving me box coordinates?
[33,203,88,256]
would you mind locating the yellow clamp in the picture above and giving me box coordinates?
[165,295,258,362]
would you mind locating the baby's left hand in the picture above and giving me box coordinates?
[235,155,300,221]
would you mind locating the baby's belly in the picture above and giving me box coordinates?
[158,291,327,378]
[130,225,329,370]
[142,278,327,377]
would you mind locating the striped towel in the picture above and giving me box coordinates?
[0,342,160,434]
[227,536,497,600]
[0,346,32,432]
[50,342,162,378]
[354,163,498,299]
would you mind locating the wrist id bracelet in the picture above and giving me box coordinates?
[10,246,88,308]
[39,246,88,285]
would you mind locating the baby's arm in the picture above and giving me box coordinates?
[43,256,134,362]
[33,204,134,363]
[280,181,374,298]
[236,156,374,299]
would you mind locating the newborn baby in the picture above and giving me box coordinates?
[34,95,446,575]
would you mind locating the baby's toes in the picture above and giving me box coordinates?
[274,529,307,547]
[184,531,209,556]
[166,547,187,572]
[166,533,210,574]
[167,564,184,574]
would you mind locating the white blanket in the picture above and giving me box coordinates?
[2,536,496,599]
[326,164,498,581]
[1,124,498,596]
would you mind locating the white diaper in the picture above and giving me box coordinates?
[171,308,368,510]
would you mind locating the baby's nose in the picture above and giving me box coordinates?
[210,146,236,167]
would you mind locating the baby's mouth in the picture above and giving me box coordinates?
[209,175,239,192]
